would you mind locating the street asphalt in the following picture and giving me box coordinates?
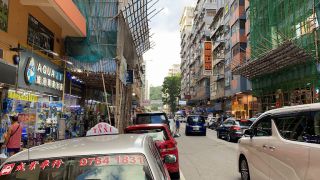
[175,124,242,180]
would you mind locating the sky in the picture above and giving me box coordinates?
[143,0,195,87]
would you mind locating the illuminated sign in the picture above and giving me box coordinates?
[204,41,212,71]
[24,57,63,91]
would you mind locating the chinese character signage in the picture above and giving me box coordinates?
[18,51,64,96]
[8,91,38,102]
[204,41,212,71]
[25,57,63,91]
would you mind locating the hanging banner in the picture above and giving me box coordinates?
[126,70,134,85]
[204,41,212,72]
[119,56,128,85]
[8,91,38,102]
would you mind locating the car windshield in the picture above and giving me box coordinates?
[136,114,167,124]
[237,120,253,127]
[0,154,152,180]
[187,116,205,123]
[126,128,169,141]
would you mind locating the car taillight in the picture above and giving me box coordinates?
[230,126,241,131]
[160,141,177,153]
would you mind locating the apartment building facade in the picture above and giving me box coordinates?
[188,0,217,105]
[234,0,320,112]
[180,6,195,100]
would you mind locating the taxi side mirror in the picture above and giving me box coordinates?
[244,129,254,138]
[164,154,177,164]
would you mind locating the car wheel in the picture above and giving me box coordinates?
[185,131,189,136]
[240,158,250,180]
[170,171,180,179]
[217,131,220,139]
[203,132,206,136]
[226,134,231,142]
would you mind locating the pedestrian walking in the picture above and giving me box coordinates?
[2,116,22,156]
[175,116,181,136]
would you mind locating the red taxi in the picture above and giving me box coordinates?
[125,124,180,179]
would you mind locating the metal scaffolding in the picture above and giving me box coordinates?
[122,0,160,55]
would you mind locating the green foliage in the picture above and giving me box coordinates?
[161,75,181,113]
[150,104,159,111]
[150,86,162,100]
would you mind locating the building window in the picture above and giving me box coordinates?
[207,9,216,17]
[27,15,54,56]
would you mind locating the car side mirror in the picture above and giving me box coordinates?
[164,154,177,164]
[244,129,254,138]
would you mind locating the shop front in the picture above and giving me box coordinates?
[231,93,257,119]
[1,50,64,148]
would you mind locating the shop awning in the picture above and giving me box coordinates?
[71,71,116,92]
[232,41,313,79]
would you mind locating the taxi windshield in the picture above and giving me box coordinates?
[0,154,152,180]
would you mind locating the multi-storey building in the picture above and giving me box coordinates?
[168,64,181,77]
[209,0,228,112]
[226,0,254,119]
[180,6,194,100]
[188,0,217,105]
[234,0,320,112]
[208,0,254,118]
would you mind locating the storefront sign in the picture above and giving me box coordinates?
[25,57,63,90]
[27,15,54,55]
[8,91,38,102]
[18,51,64,96]
[204,41,212,71]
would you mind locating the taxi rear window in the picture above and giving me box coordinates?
[0,154,152,180]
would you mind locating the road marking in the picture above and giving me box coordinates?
[180,169,186,180]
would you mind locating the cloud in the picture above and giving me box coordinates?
[144,0,195,86]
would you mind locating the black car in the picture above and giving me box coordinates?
[134,112,171,131]
[216,118,253,142]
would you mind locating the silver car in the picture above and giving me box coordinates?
[0,134,173,180]
[238,103,320,180]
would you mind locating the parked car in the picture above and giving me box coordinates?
[135,112,173,133]
[0,134,172,180]
[216,118,253,142]
[125,124,180,178]
[185,115,207,136]
[238,103,320,180]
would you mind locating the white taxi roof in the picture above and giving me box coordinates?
[6,134,149,163]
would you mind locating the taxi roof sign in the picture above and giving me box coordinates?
[86,122,119,136]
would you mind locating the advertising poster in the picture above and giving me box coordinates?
[0,0,8,32]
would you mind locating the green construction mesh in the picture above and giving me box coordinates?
[250,0,320,96]
[65,0,118,72]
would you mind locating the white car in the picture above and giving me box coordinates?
[238,103,320,180]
